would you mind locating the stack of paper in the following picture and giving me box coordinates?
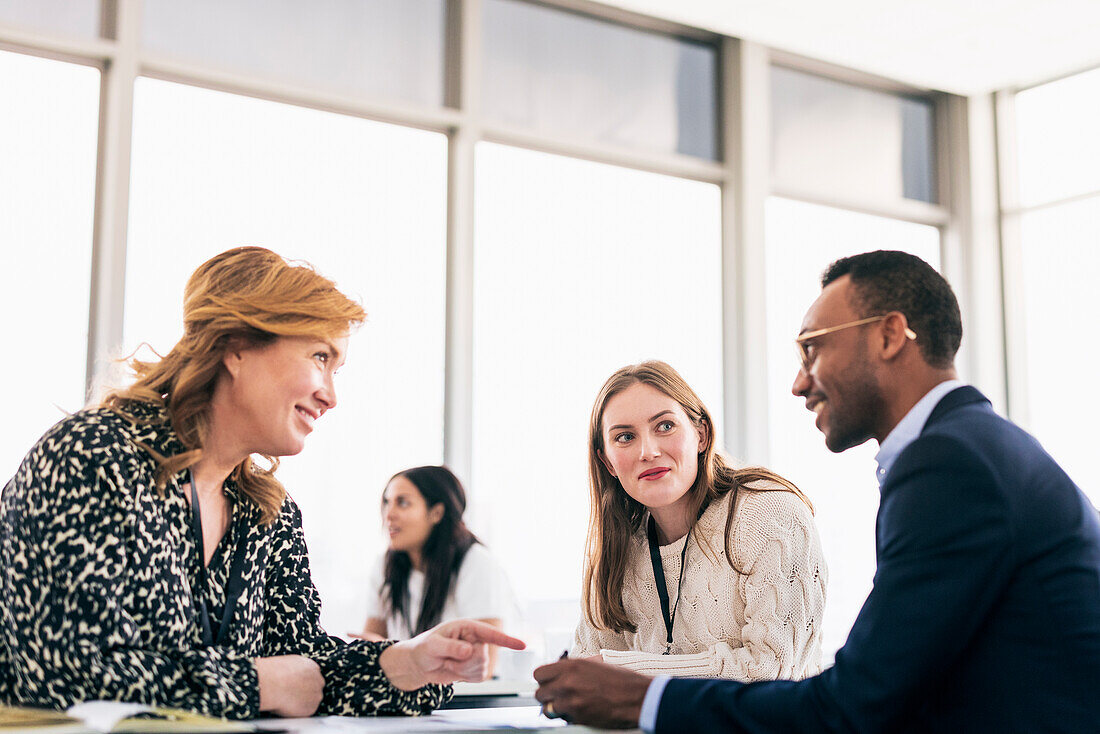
[0,703,253,734]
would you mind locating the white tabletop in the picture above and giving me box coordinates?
[251,707,640,734]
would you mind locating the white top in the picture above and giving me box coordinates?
[572,484,828,680]
[366,542,518,640]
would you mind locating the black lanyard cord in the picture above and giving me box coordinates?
[188,469,249,648]
[647,515,692,655]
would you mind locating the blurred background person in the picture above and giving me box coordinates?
[357,466,518,677]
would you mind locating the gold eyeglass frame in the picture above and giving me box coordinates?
[795,314,917,371]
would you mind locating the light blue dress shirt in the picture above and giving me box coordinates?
[638,675,670,733]
[638,379,965,733]
[873,379,964,485]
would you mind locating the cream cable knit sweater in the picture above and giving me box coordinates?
[571,485,827,680]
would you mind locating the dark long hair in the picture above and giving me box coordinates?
[381,465,480,635]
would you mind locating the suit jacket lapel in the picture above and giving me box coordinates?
[924,385,990,429]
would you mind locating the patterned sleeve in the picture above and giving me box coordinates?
[259,497,451,715]
[0,418,260,717]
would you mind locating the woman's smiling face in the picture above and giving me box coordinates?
[223,334,346,459]
[599,381,706,512]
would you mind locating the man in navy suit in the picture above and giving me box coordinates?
[534,250,1100,732]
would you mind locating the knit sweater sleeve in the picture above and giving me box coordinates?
[602,490,827,681]
[570,611,631,658]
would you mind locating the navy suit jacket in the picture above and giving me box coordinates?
[657,386,1100,733]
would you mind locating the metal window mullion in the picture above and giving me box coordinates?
[721,38,770,464]
[85,0,141,403]
[480,123,726,184]
[938,92,1008,414]
[138,53,463,135]
[769,186,950,227]
[0,26,116,62]
[1004,187,1100,216]
[994,89,1029,427]
[443,0,481,487]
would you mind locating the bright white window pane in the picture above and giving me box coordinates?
[473,142,723,626]
[1018,196,1100,507]
[0,51,98,482]
[142,0,445,107]
[771,66,937,205]
[484,0,718,159]
[1016,66,1100,207]
[126,78,447,634]
[765,197,940,662]
[0,0,99,38]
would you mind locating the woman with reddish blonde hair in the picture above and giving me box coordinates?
[570,360,826,682]
[0,247,521,719]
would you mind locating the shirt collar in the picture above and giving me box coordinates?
[874,379,965,486]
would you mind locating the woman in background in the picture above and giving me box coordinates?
[0,247,522,719]
[358,466,517,676]
[570,360,826,681]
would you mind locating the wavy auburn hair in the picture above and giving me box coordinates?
[104,246,366,524]
[582,360,812,633]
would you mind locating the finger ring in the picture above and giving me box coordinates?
[544,701,558,719]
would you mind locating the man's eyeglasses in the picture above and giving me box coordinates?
[795,314,917,371]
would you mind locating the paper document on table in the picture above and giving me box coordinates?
[311,706,566,732]
[434,706,566,729]
[451,680,536,697]
[0,703,251,734]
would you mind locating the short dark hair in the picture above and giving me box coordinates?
[822,250,962,368]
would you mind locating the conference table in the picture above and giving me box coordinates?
[252,706,640,734]
[249,681,641,734]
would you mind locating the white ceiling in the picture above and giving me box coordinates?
[594,0,1100,95]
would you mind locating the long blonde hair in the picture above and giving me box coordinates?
[104,246,366,524]
[582,360,812,633]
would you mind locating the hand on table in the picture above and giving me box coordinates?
[379,618,525,691]
[255,654,325,718]
[534,657,651,729]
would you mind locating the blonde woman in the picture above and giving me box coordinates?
[571,360,826,681]
[0,247,521,718]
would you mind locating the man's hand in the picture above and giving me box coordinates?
[379,618,525,691]
[255,655,324,718]
[533,657,651,729]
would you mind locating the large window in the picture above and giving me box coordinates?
[125,78,448,634]
[771,66,937,205]
[0,50,99,482]
[765,197,941,660]
[472,143,723,618]
[0,0,100,38]
[1011,66,1100,507]
[483,0,718,159]
[142,0,446,107]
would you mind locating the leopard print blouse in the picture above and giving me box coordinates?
[0,402,449,718]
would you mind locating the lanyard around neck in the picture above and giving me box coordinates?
[188,469,249,647]
[646,515,692,655]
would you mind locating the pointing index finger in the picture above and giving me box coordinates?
[468,623,526,650]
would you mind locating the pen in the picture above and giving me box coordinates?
[541,650,569,720]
